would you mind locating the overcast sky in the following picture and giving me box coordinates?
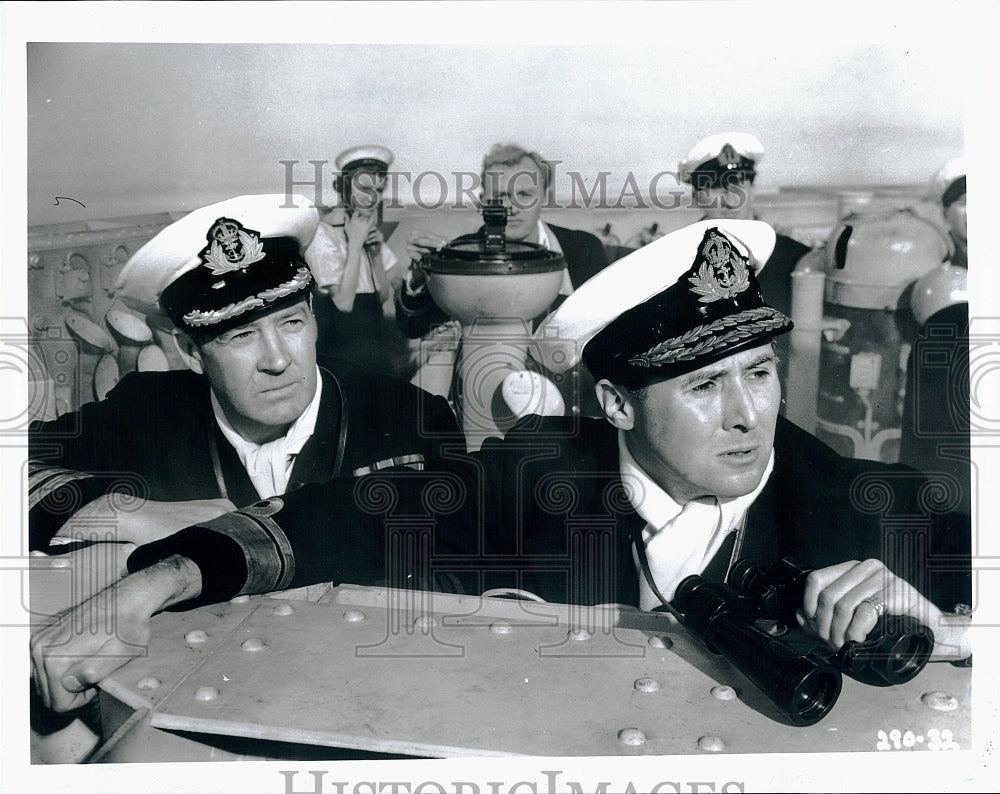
[22,3,971,224]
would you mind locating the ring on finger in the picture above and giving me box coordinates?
[861,595,887,617]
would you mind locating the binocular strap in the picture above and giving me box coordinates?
[632,513,748,615]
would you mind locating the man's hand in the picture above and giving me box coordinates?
[54,496,235,547]
[30,555,203,712]
[405,229,448,262]
[796,558,968,661]
[403,230,449,293]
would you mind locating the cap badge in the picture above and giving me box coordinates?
[200,217,266,275]
[688,230,751,303]
[719,143,742,169]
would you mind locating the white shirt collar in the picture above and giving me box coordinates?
[536,220,562,253]
[619,429,774,602]
[211,366,323,498]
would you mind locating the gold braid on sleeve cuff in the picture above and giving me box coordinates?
[27,460,95,510]
[200,497,296,595]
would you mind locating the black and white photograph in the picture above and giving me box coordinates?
[2,1,997,792]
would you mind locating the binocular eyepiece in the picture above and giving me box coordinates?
[731,558,935,687]
[672,557,935,726]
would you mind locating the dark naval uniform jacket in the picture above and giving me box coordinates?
[122,415,970,616]
[755,233,812,319]
[475,415,971,614]
[28,360,461,551]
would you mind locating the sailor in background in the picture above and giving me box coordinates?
[396,143,610,415]
[678,132,814,320]
[396,143,608,338]
[28,194,458,554]
[306,145,409,376]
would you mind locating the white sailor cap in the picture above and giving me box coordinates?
[115,194,320,334]
[335,145,394,173]
[532,219,786,387]
[679,132,765,187]
[932,156,967,207]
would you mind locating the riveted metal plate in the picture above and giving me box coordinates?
[115,586,970,758]
[98,597,262,713]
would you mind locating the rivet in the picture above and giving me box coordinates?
[342,610,366,623]
[568,628,592,641]
[618,728,646,746]
[194,686,220,701]
[272,603,294,616]
[184,629,209,644]
[230,595,251,605]
[414,615,437,630]
[922,691,959,711]
[136,676,161,691]
[648,635,673,649]
[490,621,513,635]
[711,685,737,701]
[697,735,726,752]
[634,677,660,693]
[241,638,266,652]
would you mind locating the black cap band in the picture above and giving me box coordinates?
[341,158,390,175]
[583,227,791,388]
[159,218,313,335]
[689,142,757,191]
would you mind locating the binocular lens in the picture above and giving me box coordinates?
[705,614,844,726]
[870,631,933,684]
[837,616,934,686]
[776,654,843,726]
[786,663,842,726]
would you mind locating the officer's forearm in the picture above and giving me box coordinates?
[126,554,204,615]
[27,463,133,550]
[125,517,259,609]
[332,241,365,312]
[124,471,477,611]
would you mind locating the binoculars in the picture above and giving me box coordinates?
[672,557,935,726]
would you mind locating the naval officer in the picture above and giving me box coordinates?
[479,220,969,636]
[31,221,971,713]
[897,156,971,517]
[29,194,459,553]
